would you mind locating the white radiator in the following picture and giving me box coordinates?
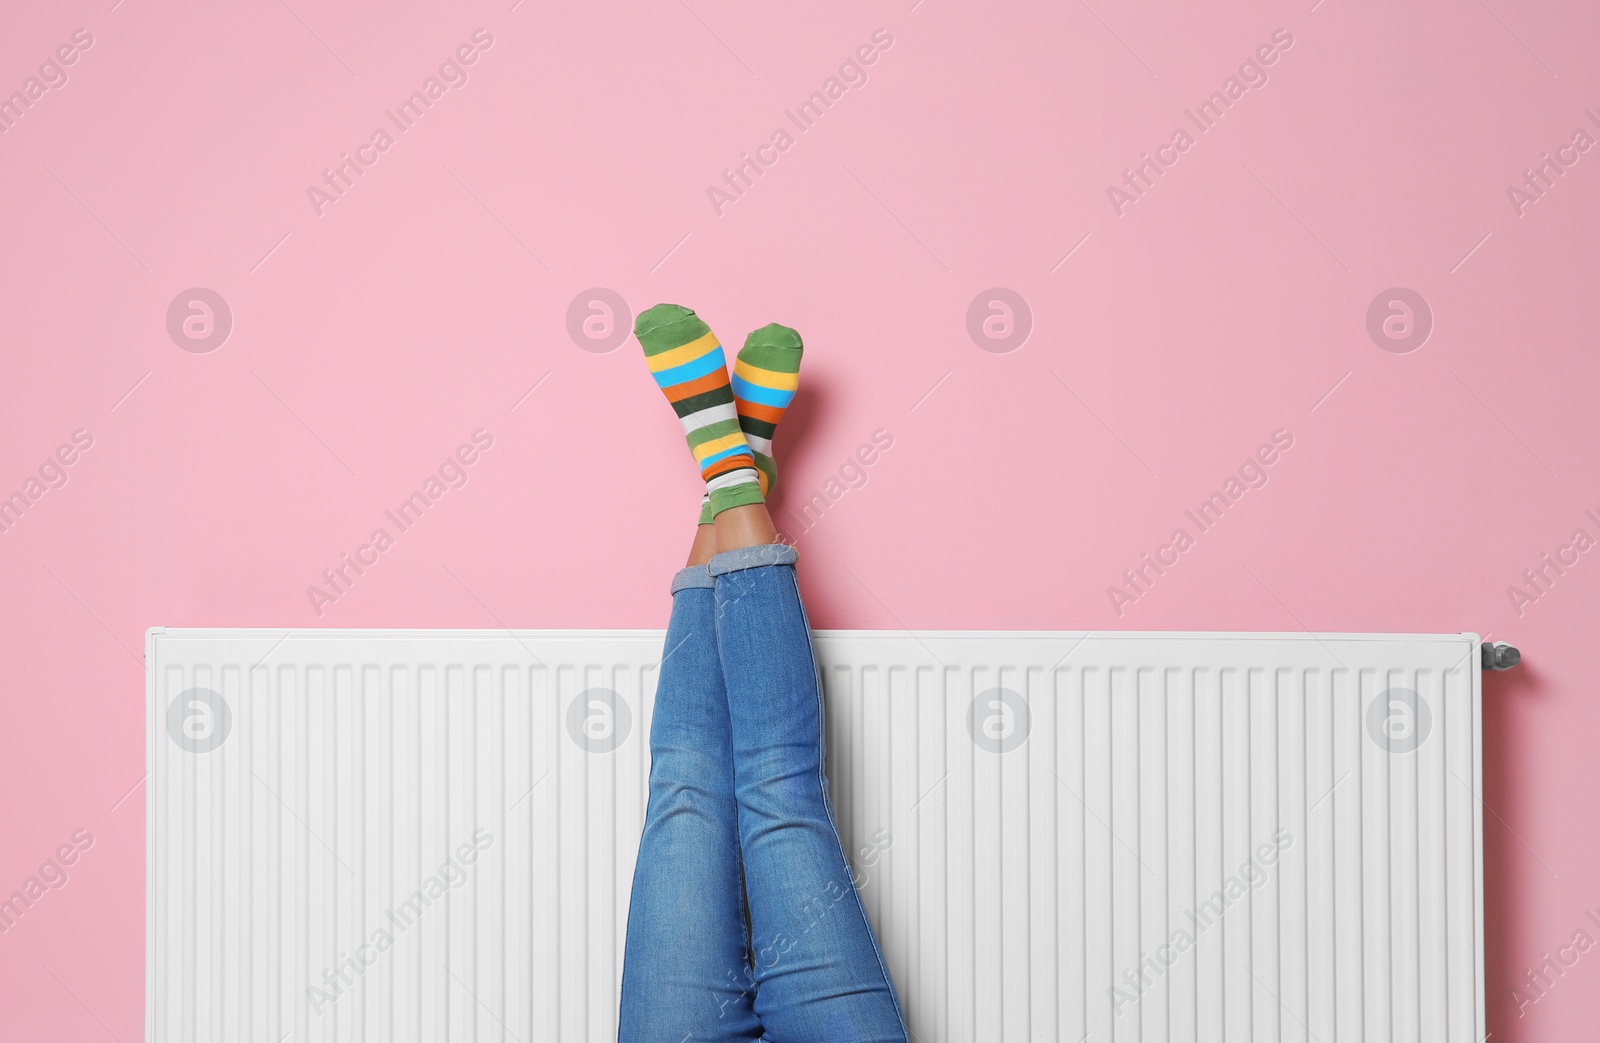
[146,627,1486,1042]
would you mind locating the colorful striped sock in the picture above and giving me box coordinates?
[634,304,765,519]
[698,322,803,524]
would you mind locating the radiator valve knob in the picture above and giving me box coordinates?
[1482,642,1521,671]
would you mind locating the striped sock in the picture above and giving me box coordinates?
[634,304,765,519]
[698,323,803,524]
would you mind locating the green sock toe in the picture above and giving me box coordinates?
[634,303,710,354]
[740,322,804,361]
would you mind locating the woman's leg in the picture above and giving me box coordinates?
[707,505,910,1041]
[625,304,899,1035]
[617,528,761,1041]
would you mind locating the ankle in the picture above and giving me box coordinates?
[712,504,779,552]
[685,524,717,567]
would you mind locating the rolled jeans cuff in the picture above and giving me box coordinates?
[669,564,715,594]
[706,542,798,577]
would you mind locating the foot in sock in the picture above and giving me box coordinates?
[696,322,803,525]
[634,304,766,520]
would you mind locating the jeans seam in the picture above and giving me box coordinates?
[712,583,760,1020]
[730,763,755,980]
[789,567,911,1034]
[716,605,758,1020]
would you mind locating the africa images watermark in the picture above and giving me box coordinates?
[967,687,1031,754]
[0,28,95,137]
[1505,109,1600,218]
[0,829,95,935]
[1111,826,1294,1016]
[565,687,632,754]
[771,427,895,545]
[718,828,894,1019]
[306,427,496,616]
[1505,508,1600,618]
[706,27,894,217]
[0,428,95,536]
[306,28,496,217]
[1108,427,1296,616]
[307,828,494,1015]
[1107,27,1295,217]
[1511,906,1600,1019]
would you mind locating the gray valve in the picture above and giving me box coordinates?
[1481,642,1521,671]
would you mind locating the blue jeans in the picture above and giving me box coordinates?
[618,544,909,1042]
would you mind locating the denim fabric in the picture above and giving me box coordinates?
[705,541,798,575]
[618,575,762,1041]
[619,551,908,1041]
[669,563,716,594]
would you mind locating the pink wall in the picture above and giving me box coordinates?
[1,0,1595,1037]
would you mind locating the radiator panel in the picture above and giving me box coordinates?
[146,628,1485,1042]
